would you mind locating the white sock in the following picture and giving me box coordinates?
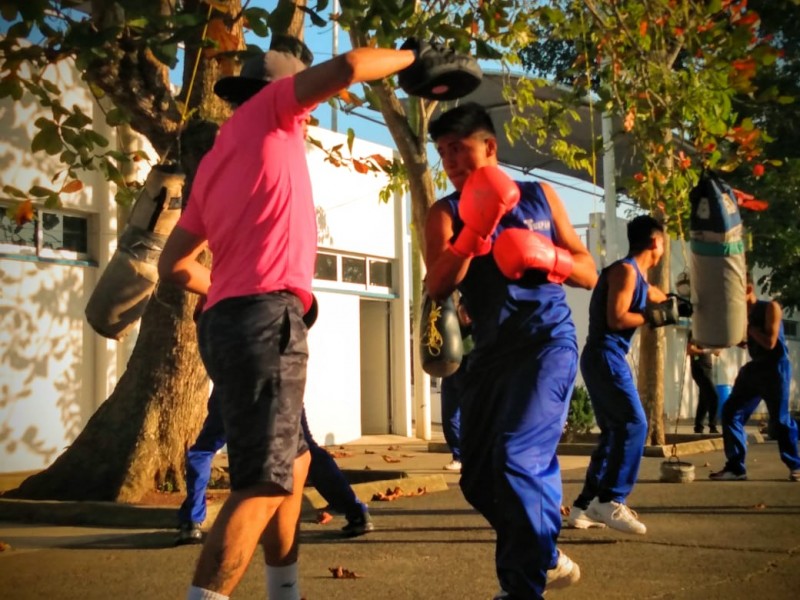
[266,563,300,600]
[186,586,228,600]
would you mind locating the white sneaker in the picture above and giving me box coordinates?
[444,459,462,472]
[546,549,581,589]
[587,498,647,535]
[566,505,606,529]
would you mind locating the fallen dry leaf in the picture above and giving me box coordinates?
[401,454,415,458]
[382,455,401,463]
[327,450,353,458]
[561,505,570,517]
[0,541,11,552]
[387,445,400,451]
[751,503,767,510]
[371,486,427,502]
[364,449,375,455]
[315,510,333,525]
[329,566,361,579]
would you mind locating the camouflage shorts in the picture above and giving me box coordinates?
[198,292,309,493]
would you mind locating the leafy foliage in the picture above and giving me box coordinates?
[518,0,786,235]
[564,384,594,441]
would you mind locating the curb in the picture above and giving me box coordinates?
[0,474,450,530]
[431,432,765,459]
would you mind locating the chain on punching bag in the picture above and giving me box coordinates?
[85,164,185,340]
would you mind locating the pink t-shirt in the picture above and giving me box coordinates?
[177,77,316,312]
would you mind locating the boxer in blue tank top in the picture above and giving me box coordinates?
[567,215,674,535]
[424,103,598,600]
[710,272,800,481]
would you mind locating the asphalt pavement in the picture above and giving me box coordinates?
[1,432,800,599]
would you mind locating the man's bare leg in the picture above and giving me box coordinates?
[191,482,287,595]
[262,450,311,565]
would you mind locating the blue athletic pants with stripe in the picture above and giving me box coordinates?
[460,344,577,600]
[720,357,800,475]
[574,346,647,509]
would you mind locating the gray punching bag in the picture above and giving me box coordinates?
[85,164,185,340]
[688,172,747,348]
[419,292,463,377]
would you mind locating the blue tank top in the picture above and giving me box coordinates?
[747,300,788,363]
[586,256,648,353]
[439,180,576,362]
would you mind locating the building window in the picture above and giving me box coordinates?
[784,320,798,340]
[342,256,366,284]
[0,204,91,261]
[313,250,395,294]
[315,252,338,281]
[369,259,392,287]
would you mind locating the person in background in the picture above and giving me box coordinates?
[710,272,800,482]
[687,334,720,434]
[176,394,373,545]
[567,215,677,535]
[440,297,473,473]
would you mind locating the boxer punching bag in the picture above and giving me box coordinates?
[85,164,185,340]
[419,292,463,377]
[688,171,747,348]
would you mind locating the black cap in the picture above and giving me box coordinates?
[214,35,314,105]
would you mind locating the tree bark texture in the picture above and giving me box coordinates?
[638,235,671,446]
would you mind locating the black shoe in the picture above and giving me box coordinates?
[709,426,719,434]
[341,509,375,537]
[175,522,204,546]
[693,426,704,434]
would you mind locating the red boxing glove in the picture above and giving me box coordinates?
[493,228,574,283]
[450,166,520,258]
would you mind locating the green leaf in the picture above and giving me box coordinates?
[31,127,62,155]
[63,111,93,129]
[299,5,327,28]
[3,184,28,199]
[30,185,54,197]
[347,128,355,154]
[777,96,795,105]
[105,108,129,127]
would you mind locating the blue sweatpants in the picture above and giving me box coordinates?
[178,394,366,525]
[720,357,800,474]
[574,346,647,508]
[441,355,469,461]
[460,344,577,600]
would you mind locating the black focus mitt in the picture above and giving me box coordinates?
[420,292,463,377]
[645,297,680,328]
[667,293,693,318]
[398,38,482,101]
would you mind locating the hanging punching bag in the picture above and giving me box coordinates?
[419,292,463,377]
[85,164,185,340]
[688,171,747,348]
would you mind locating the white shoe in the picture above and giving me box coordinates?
[566,505,606,529]
[587,498,647,535]
[546,549,581,589]
[443,459,462,472]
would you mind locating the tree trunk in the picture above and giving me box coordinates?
[639,235,671,446]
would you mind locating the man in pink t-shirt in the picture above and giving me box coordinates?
[159,36,417,600]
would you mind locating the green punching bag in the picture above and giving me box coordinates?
[419,292,463,378]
